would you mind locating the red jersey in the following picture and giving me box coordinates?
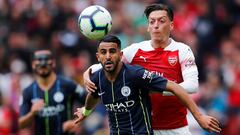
[0,107,12,135]
[122,39,199,129]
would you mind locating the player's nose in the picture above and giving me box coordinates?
[106,52,111,59]
[153,21,159,29]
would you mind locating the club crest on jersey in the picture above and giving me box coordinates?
[121,86,131,97]
[53,91,64,103]
[168,56,178,66]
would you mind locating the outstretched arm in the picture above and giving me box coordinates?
[166,81,221,133]
[74,93,99,124]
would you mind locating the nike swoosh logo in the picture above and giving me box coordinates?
[98,92,105,96]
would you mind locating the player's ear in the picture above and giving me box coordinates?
[147,25,150,32]
[52,60,56,68]
[170,21,174,31]
[31,61,35,69]
[96,53,100,62]
[120,51,123,58]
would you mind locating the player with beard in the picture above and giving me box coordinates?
[74,35,221,135]
[84,4,202,135]
[19,49,86,135]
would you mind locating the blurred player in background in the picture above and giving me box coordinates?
[18,49,86,135]
[75,35,220,135]
[84,3,199,135]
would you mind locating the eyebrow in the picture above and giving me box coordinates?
[149,16,167,20]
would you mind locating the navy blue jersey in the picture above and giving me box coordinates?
[20,75,85,135]
[90,64,167,135]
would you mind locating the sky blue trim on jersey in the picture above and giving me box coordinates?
[33,82,37,99]
[111,82,120,135]
[123,70,134,135]
[56,80,62,135]
[98,72,103,102]
[33,78,62,135]
[138,90,151,135]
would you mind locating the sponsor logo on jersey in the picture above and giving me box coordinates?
[121,86,131,97]
[168,56,178,66]
[142,70,153,83]
[98,91,105,96]
[139,56,147,62]
[105,100,135,112]
[38,104,65,117]
[53,92,64,103]
[185,59,196,67]
[151,71,164,77]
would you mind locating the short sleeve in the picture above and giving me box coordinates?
[19,88,32,117]
[90,72,100,98]
[135,66,168,93]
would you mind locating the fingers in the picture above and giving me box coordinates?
[74,108,85,124]
[31,99,45,113]
[209,117,221,133]
[204,116,221,133]
[83,68,96,92]
[210,118,220,128]
[85,80,97,93]
[74,114,85,124]
[208,122,221,133]
[74,118,81,124]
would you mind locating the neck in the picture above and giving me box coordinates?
[105,62,123,82]
[151,38,171,49]
[36,72,57,91]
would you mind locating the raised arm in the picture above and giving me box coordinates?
[166,81,221,133]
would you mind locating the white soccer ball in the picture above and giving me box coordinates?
[78,5,112,40]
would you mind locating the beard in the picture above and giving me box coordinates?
[102,60,120,73]
[33,67,52,78]
[39,71,51,78]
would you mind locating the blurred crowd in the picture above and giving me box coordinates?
[0,0,239,135]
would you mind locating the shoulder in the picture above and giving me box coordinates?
[124,64,146,77]
[58,75,76,86]
[22,82,35,96]
[125,64,144,71]
[123,40,152,51]
[90,69,102,82]
[130,40,151,48]
[165,39,191,52]
[166,39,195,62]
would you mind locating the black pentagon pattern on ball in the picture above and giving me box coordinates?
[79,6,110,35]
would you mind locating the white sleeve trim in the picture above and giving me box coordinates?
[179,45,199,93]
[90,64,102,73]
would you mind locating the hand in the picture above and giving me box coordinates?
[30,99,45,115]
[62,120,77,133]
[197,115,221,133]
[83,68,97,93]
[74,108,87,124]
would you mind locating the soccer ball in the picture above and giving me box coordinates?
[78,5,112,40]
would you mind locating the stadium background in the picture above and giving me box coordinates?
[0,0,239,135]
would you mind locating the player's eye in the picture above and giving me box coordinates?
[109,49,117,54]
[100,50,107,54]
[160,19,166,23]
[149,20,154,24]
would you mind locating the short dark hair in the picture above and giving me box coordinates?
[98,35,121,49]
[144,4,174,21]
